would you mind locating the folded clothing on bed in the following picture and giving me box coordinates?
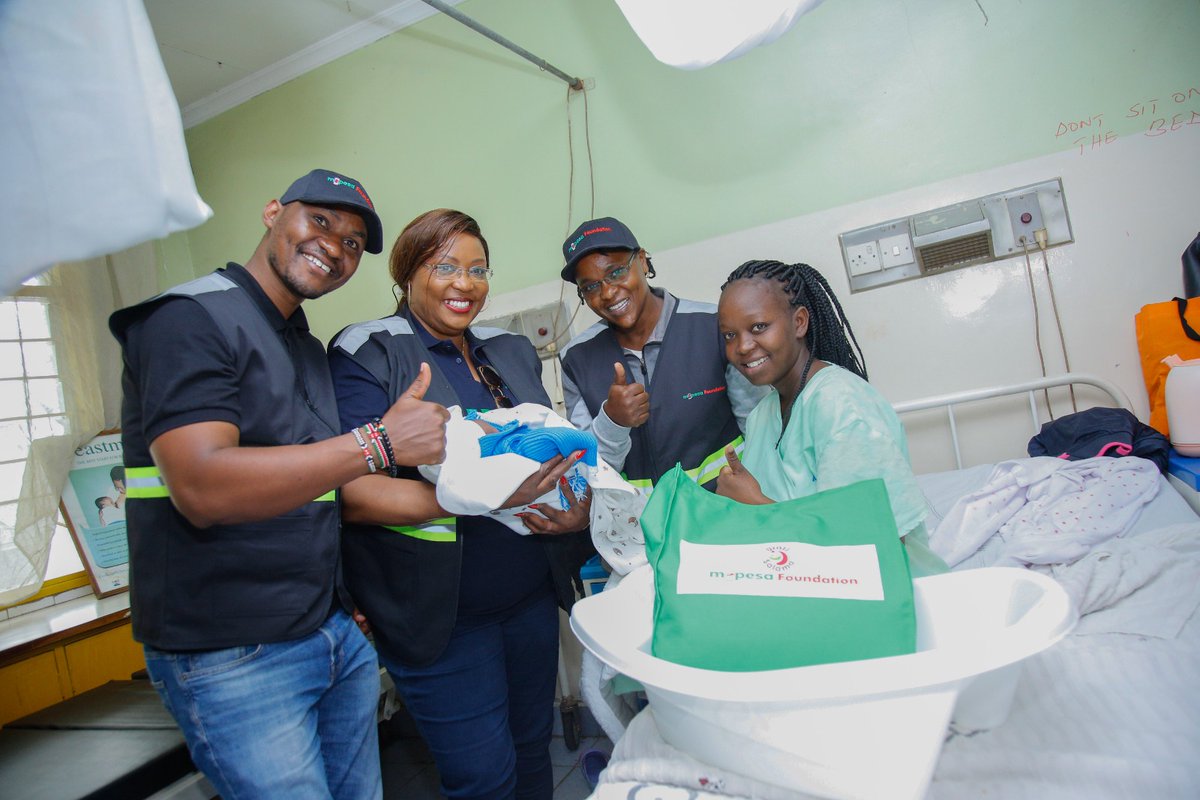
[1028,407,1170,473]
[928,456,1161,568]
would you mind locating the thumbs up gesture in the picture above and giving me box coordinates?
[380,362,451,465]
[605,361,650,428]
[716,445,772,504]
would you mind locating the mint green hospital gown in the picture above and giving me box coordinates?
[740,365,948,577]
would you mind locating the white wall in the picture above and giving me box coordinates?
[488,128,1200,472]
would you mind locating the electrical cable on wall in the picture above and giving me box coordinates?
[1021,238,1054,419]
[565,83,596,233]
[1036,229,1078,412]
[541,81,597,398]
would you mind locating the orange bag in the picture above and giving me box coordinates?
[1135,297,1200,435]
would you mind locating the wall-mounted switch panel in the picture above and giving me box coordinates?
[878,232,915,269]
[1005,191,1046,248]
[839,178,1073,293]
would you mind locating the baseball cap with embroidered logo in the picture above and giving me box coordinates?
[280,169,384,254]
[561,217,640,282]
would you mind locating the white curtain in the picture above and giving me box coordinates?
[0,0,211,296]
[0,245,157,607]
[613,0,827,70]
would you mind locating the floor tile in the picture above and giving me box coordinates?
[549,734,585,766]
[554,765,595,800]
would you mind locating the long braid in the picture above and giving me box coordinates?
[722,260,868,381]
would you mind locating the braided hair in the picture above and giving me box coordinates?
[722,260,868,381]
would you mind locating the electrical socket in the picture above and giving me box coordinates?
[845,242,881,276]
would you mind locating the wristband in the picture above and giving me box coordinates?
[352,426,377,474]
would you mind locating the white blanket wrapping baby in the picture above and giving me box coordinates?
[418,404,649,574]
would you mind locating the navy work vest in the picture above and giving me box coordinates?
[330,311,593,666]
[559,299,743,490]
[110,271,343,651]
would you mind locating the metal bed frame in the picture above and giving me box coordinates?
[892,373,1134,471]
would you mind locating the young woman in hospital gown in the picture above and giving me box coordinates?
[715,260,948,577]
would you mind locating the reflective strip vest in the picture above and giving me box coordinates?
[559,297,744,492]
[110,270,345,651]
[329,310,594,666]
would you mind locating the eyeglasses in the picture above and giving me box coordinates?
[577,250,638,297]
[427,263,493,282]
[478,364,513,408]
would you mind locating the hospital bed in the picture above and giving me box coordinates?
[578,373,1200,799]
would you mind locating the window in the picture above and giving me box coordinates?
[0,279,85,600]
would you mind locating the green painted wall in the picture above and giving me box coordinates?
[180,0,1200,341]
[154,230,195,291]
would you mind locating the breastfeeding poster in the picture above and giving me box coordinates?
[59,432,129,597]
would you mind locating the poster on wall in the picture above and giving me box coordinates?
[59,431,129,597]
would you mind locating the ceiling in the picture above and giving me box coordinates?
[143,0,464,128]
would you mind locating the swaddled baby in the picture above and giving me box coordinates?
[419,404,649,573]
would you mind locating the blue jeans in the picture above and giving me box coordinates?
[381,589,558,800]
[144,609,382,800]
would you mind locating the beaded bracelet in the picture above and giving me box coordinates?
[362,423,391,473]
[372,437,389,469]
[369,418,398,477]
[351,426,377,474]
[364,419,398,474]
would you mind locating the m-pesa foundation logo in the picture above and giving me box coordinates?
[326,175,374,209]
[763,544,792,572]
[567,226,612,252]
[682,385,726,400]
[676,540,885,600]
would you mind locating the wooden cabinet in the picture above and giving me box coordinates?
[62,622,145,697]
[0,650,69,725]
[0,618,145,727]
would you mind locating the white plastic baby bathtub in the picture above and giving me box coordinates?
[570,564,1076,800]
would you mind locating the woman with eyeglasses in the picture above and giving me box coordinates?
[328,209,595,800]
[558,216,765,496]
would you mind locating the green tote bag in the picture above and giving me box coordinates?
[641,465,916,672]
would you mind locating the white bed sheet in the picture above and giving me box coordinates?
[924,465,1200,799]
[588,461,1200,800]
[918,466,1199,541]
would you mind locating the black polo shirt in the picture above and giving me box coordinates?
[123,263,329,447]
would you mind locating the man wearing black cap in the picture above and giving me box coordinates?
[558,217,764,494]
[109,169,449,799]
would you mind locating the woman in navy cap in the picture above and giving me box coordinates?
[557,216,764,496]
